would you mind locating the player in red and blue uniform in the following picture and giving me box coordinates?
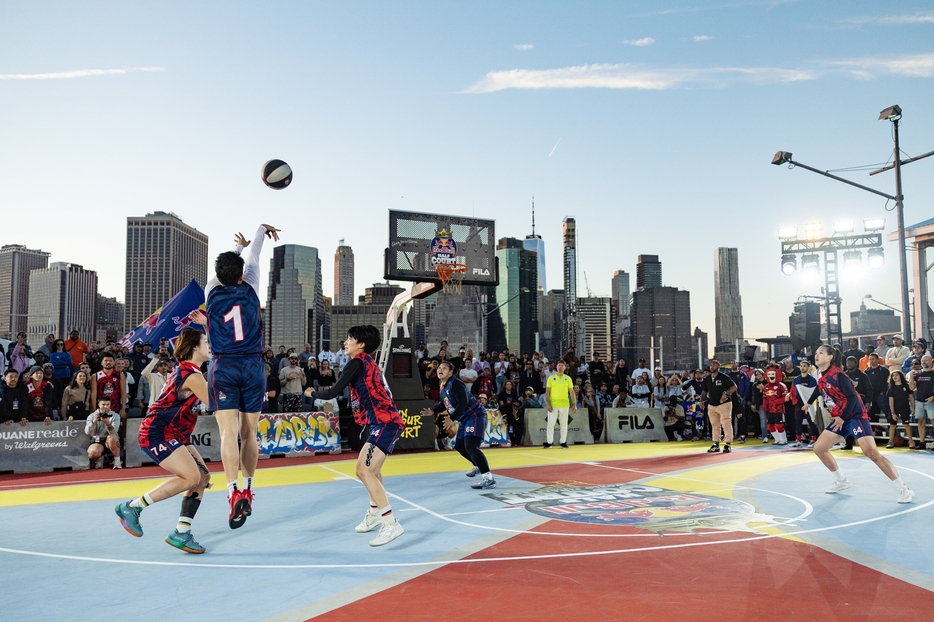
[422,361,495,489]
[190,223,279,529]
[114,328,213,554]
[305,325,406,547]
[812,344,914,503]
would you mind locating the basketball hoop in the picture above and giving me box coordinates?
[436,263,467,295]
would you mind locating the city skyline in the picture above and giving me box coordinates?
[2,1,933,344]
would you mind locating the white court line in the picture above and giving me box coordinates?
[315,464,356,481]
[1,464,929,569]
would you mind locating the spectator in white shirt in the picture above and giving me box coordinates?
[139,356,170,410]
[885,334,910,373]
[334,340,350,373]
[630,358,652,382]
[318,344,337,368]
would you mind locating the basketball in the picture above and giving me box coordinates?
[261,159,293,189]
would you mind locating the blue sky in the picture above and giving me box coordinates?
[2,0,933,344]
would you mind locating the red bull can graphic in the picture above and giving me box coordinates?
[429,228,457,266]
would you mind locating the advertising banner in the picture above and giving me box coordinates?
[394,400,437,451]
[522,408,594,446]
[0,421,91,473]
[258,411,340,456]
[604,408,668,443]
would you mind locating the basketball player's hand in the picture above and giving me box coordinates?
[188,310,207,326]
[304,388,314,398]
[830,416,843,432]
[262,224,281,241]
[234,232,250,248]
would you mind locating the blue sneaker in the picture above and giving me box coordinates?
[165,529,205,554]
[115,502,143,537]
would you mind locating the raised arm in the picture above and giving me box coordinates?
[242,224,280,297]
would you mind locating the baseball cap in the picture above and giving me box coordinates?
[914,341,926,348]
[27,365,43,375]
[893,334,904,340]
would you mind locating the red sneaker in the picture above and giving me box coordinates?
[240,488,253,517]
[228,489,246,530]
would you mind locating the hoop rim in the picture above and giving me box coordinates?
[435,263,468,282]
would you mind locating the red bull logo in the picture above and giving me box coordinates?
[483,483,783,534]
[429,228,457,266]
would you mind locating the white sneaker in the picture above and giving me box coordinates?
[826,479,852,494]
[112,458,122,469]
[355,510,381,533]
[465,466,480,477]
[897,487,915,504]
[369,520,404,546]
[788,441,802,448]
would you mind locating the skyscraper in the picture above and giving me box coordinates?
[489,238,538,354]
[562,217,577,353]
[611,270,631,348]
[636,255,662,290]
[523,197,546,292]
[714,247,744,347]
[26,263,98,341]
[266,245,324,351]
[578,297,617,362]
[124,212,208,330]
[632,286,694,370]
[334,239,355,306]
[96,294,126,342]
[0,244,50,338]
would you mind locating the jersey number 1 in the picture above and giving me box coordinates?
[223,305,244,342]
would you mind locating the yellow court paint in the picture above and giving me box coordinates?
[0,444,831,509]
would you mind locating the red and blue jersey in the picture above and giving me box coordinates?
[436,376,486,439]
[817,365,869,421]
[95,370,122,409]
[139,361,203,446]
[311,353,403,428]
[206,283,264,356]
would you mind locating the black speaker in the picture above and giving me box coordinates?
[789,302,822,352]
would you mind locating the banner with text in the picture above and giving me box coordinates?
[449,408,510,446]
[0,421,91,473]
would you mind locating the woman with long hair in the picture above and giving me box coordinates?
[422,361,495,489]
[114,328,213,554]
[887,370,915,449]
[62,370,93,420]
[812,344,913,503]
[497,379,520,445]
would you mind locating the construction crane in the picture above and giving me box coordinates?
[583,271,593,297]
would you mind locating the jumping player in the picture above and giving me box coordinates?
[190,224,279,529]
[811,344,914,503]
[304,325,405,546]
[422,361,495,489]
[114,328,213,553]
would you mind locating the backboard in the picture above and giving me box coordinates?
[385,210,498,286]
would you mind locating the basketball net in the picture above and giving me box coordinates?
[436,263,467,295]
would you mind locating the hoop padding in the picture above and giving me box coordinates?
[436,263,467,295]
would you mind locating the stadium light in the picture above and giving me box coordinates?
[781,254,797,275]
[771,151,793,165]
[879,105,902,121]
[803,222,823,240]
[777,227,798,239]
[834,220,855,234]
[863,218,886,231]
[843,250,862,269]
[868,247,885,269]
[801,254,820,272]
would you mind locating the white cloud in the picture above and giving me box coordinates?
[463,52,934,93]
[841,12,934,25]
[623,37,655,47]
[0,67,164,80]
[829,52,934,78]
[513,44,534,51]
[463,63,816,93]
[694,35,714,41]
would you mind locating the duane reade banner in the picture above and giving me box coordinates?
[0,421,91,473]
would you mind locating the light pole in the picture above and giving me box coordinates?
[479,288,529,353]
[772,104,933,342]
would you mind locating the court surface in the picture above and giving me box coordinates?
[2,440,933,621]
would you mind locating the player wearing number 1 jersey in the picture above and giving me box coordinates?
[190,223,280,529]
